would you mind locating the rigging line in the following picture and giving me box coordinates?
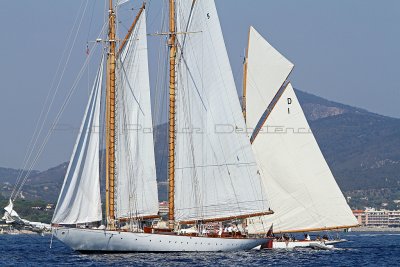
[10,0,90,200]
[176,69,202,217]
[117,56,145,115]
[86,0,97,96]
[51,55,104,223]
[176,4,208,215]
[176,41,207,110]
[174,3,227,216]
[13,35,105,201]
[153,2,168,181]
[175,161,257,169]
[116,53,134,218]
[175,199,267,211]
[10,0,87,198]
[86,0,97,41]
[13,24,109,203]
[194,3,261,214]
[146,0,163,31]
[153,0,167,123]
[203,9,256,213]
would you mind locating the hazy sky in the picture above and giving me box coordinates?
[0,0,399,170]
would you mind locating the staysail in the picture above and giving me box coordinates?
[173,0,270,223]
[115,9,159,219]
[52,58,104,225]
[249,83,358,233]
[245,26,293,134]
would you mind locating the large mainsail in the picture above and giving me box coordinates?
[245,28,357,233]
[52,58,104,225]
[115,10,159,219]
[249,84,358,232]
[245,27,293,134]
[173,0,270,222]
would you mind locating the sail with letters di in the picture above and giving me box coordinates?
[52,58,104,225]
[115,8,159,220]
[244,26,294,134]
[244,28,358,233]
[173,0,271,223]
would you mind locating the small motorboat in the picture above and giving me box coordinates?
[309,242,335,250]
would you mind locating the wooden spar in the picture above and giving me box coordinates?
[168,0,177,230]
[242,28,250,122]
[179,210,274,225]
[118,215,161,222]
[268,224,360,235]
[106,0,116,229]
[250,77,292,144]
[117,2,146,56]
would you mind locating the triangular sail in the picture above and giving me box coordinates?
[2,199,22,223]
[245,26,293,134]
[115,10,159,219]
[249,83,358,233]
[52,58,104,225]
[173,0,270,222]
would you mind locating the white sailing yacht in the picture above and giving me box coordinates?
[52,1,273,252]
[242,27,359,248]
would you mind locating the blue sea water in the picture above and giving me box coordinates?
[0,232,399,266]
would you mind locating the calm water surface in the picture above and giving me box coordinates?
[0,232,398,266]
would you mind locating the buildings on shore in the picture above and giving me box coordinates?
[353,208,400,227]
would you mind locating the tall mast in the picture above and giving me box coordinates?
[168,0,177,229]
[106,0,116,229]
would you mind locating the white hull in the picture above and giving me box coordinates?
[273,240,314,249]
[310,243,335,250]
[262,239,347,249]
[53,228,268,252]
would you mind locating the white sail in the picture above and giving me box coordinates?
[173,0,270,222]
[249,83,358,233]
[115,10,159,219]
[2,199,22,223]
[52,58,104,225]
[245,26,293,133]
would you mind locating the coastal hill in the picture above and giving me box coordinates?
[1,90,399,210]
[297,90,400,209]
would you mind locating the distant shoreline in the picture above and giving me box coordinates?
[351,226,400,232]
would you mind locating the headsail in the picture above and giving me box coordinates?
[245,26,294,134]
[173,0,270,223]
[249,83,358,233]
[2,199,22,223]
[115,9,159,219]
[52,58,104,225]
